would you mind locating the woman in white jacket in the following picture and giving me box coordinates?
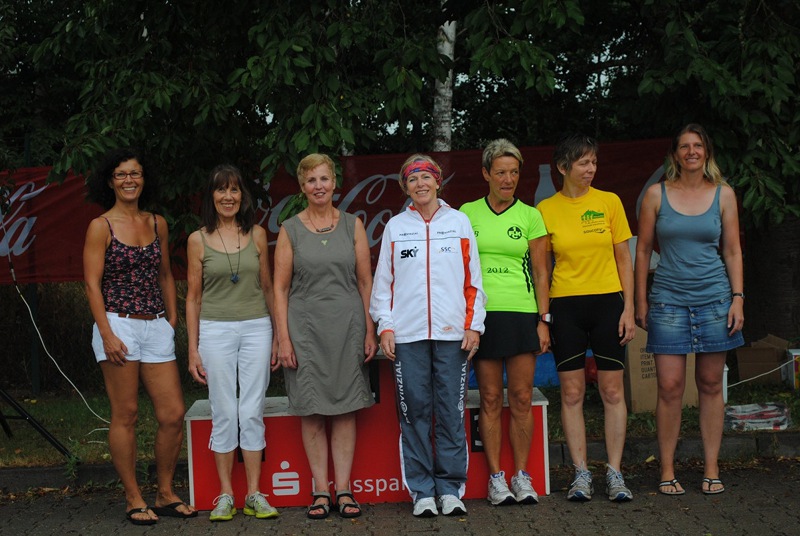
[370,154,486,518]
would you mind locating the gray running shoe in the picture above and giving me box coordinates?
[606,467,634,502]
[487,471,517,506]
[567,468,594,501]
[209,493,237,521]
[244,491,279,518]
[510,470,539,504]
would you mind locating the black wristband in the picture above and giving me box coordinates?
[732,292,745,299]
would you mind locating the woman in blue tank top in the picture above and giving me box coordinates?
[634,124,744,496]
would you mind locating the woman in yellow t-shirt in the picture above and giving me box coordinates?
[537,133,635,503]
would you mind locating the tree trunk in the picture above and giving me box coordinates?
[743,215,800,343]
[432,20,456,152]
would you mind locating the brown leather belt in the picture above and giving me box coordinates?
[116,311,166,320]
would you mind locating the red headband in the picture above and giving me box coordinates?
[402,161,442,186]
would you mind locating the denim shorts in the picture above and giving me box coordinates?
[646,298,744,354]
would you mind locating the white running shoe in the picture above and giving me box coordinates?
[437,494,467,516]
[487,471,517,506]
[412,497,438,517]
[510,470,539,504]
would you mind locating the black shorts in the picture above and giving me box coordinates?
[473,311,540,361]
[549,293,626,372]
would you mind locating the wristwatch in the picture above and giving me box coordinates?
[539,313,553,326]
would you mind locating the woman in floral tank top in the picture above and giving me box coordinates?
[83,148,196,525]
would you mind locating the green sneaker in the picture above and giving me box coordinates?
[244,492,279,519]
[209,493,237,522]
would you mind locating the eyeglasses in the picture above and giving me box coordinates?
[113,170,143,180]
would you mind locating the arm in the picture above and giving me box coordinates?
[272,227,297,369]
[254,225,280,371]
[462,225,486,360]
[155,214,178,328]
[185,231,206,384]
[353,217,378,363]
[530,235,550,355]
[634,184,660,329]
[83,217,128,365]
[613,240,636,345]
[720,185,744,335]
[370,224,396,360]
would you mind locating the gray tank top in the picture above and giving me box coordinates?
[649,182,731,306]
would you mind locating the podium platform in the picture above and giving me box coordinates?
[185,358,549,509]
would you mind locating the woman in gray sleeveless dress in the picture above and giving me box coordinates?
[273,153,377,520]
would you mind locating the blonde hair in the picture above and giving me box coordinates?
[482,138,523,171]
[665,123,725,185]
[296,153,337,186]
[398,154,443,193]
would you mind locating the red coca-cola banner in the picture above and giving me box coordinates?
[0,139,670,284]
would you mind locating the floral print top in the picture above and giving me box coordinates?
[101,215,165,314]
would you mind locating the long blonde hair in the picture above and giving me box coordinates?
[665,123,725,184]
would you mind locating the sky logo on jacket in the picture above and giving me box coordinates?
[400,247,418,259]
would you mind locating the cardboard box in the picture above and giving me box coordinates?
[783,350,800,390]
[736,335,789,385]
[624,328,698,413]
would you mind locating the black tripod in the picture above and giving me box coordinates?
[0,386,75,461]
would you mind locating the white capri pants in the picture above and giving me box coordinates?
[199,316,272,453]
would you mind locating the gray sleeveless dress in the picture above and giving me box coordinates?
[282,211,374,416]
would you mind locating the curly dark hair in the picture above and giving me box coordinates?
[201,164,256,234]
[85,148,158,209]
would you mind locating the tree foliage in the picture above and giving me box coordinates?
[1,0,798,231]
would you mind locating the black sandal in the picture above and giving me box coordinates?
[336,490,362,519]
[307,492,331,520]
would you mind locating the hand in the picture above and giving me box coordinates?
[270,337,281,372]
[618,310,636,345]
[102,333,129,366]
[461,329,480,361]
[277,339,298,369]
[380,331,396,361]
[364,331,378,363]
[536,321,550,355]
[727,299,744,336]
[188,349,207,385]
[635,301,649,330]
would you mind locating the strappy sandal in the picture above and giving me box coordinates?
[701,477,725,495]
[658,478,686,496]
[336,490,362,519]
[307,491,331,520]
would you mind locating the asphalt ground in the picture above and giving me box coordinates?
[1,457,799,536]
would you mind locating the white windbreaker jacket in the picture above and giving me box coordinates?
[370,199,487,343]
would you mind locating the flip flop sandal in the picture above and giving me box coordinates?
[702,478,725,495]
[307,491,331,520]
[658,479,686,496]
[151,501,198,518]
[126,506,157,526]
[336,490,362,519]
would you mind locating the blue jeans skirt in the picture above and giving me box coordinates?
[646,298,744,354]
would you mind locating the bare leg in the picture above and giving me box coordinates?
[242,449,264,496]
[330,412,359,514]
[505,353,536,472]
[655,353,687,492]
[141,362,194,514]
[696,351,726,492]
[474,359,505,474]
[559,369,588,468]
[100,361,156,523]
[301,415,330,493]
[596,369,627,470]
[213,450,236,496]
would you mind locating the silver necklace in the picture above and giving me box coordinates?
[216,228,240,284]
[308,209,334,233]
